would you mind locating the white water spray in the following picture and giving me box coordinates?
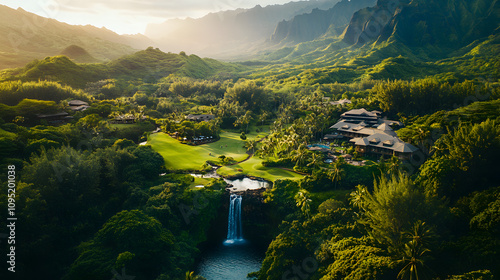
[225,194,244,244]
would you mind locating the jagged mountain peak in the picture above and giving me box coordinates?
[270,0,377,44]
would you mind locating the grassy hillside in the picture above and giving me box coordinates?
[0,47,247,88]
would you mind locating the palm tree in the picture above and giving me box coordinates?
[234,110,252,133]
[293,146,309,167]
[403,221,437,255]
[328,157,345,189]
[387,155,402,175]
[395,221,435,280]
[396,240,432,280]
[295,190,312,218]
[349,184,368,212]
[307,153,322,169]
[245,139,258,154]
[258,110,270,126]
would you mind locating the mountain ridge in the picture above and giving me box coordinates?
[270,0,377,44]
[0,5,153,69]
[145,0,340,59]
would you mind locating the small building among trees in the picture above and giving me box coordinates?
[68,100,90,112]
[186,114,215,122]
[37,112,73,125]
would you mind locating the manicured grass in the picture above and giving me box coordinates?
[217,156,304,182]
[148,131,249,170]
[148,127,303,181]
[223,124,270,140]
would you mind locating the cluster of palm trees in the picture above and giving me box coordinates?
[258,110,333,160]
[349,173,437,280]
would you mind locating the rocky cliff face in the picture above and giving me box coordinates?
[271,0,377,44]
[341,0,500,49]
[340,0,409,45]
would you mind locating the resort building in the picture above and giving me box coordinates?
[68,100,90,112]
[186,114,215,122]
[330,98,352,106]
[339,108,380,125]
[350,133,419,160]
[111,114,147,124]
[327,108,417,159]
[37,112,73,125]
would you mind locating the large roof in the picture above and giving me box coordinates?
[341,108,378,118]
[350,133,418,153]
[330,120,398,137]
[68,100,89,106]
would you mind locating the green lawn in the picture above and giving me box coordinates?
[148,127,303,181]
[223,124,270,140]
[217,156,304,181]
[148,131,249,170]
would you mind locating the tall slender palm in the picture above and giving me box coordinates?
[329,157,345,189]
[396,240,432,280]
[395,221,436,280]
[245,139,258,154]
[295,190,312,218]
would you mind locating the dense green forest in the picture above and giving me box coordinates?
[1,0,499,279]
[0,48,498,279]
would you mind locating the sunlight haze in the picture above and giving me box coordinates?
[1,0,296,34]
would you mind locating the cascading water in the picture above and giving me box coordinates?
[224,194,244,245]
[197,191,264,279]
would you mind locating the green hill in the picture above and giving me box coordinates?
[60,45,100,63]
[0,47,246,88]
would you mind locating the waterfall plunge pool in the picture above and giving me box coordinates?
[196,193,266,279]
[196,240,264,280]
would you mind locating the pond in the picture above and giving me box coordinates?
[196,240,264,280]
[224,177,269,192]
[307,144,330,149]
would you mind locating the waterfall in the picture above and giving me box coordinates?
[225,194,243,244]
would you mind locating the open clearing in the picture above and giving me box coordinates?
[148,131,248,170]
[148,126,303,181]
[217,156,303,181]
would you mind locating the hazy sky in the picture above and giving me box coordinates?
[2,0,296,34]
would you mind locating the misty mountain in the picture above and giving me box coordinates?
[341,0,500,52]
[0,5,153,69]
[271,0,376,44]
[145,0,340,59]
